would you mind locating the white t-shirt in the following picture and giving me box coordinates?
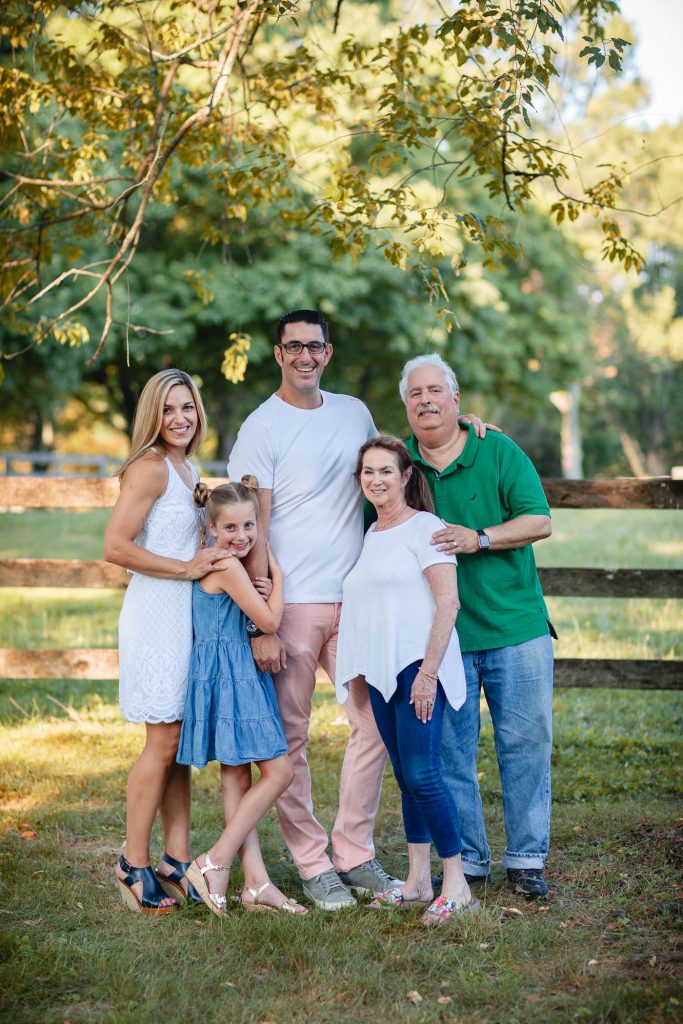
[335,511,466,710]
[227,391,377,603]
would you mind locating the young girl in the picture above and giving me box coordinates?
[176,477,307,917]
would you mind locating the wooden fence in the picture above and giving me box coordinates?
[0,475,681,691]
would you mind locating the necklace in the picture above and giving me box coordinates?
[374,503,414,531]
[165,451,194,489]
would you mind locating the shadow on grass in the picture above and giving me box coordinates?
[0,689,681,1023]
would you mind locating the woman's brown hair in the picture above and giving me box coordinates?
[354,435,434,514]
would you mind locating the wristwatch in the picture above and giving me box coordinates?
[476,529,491,551]
[245,619,265,638]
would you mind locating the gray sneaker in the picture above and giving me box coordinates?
[338,858,404,897]
[302,869,357,911]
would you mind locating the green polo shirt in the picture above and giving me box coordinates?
[407,426,553,653]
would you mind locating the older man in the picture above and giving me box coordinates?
[401,353,555,898]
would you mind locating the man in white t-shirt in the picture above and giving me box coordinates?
[227,309,399,910]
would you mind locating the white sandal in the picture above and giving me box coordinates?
[185,853,230,917]
[241,880,308,915]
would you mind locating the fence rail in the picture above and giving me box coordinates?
[0,450,226,478]
[0,475,681,691]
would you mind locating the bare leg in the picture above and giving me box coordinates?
[116,721,181,906]
[154,761,194,894]
[197,755,294,900]
[441,854,472,906]
[159,761,192,862]
[221,765,269,886]
[221,764,304,911]
[398,843,434,903]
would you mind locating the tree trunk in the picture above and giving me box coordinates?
[549,382,583,479]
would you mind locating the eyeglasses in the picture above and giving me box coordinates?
[278,340,328,356]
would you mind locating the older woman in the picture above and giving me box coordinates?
[336,436,477,925]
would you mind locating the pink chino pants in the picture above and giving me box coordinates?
[273,603,388,879]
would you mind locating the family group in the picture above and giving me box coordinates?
[104,309,555,928]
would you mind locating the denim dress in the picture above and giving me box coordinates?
[176,582,288,767]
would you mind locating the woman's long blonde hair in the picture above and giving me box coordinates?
[118,369,207,477]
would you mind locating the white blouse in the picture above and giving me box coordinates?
[335,511,466,710]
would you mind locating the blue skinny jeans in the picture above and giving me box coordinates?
[368,661,462,859]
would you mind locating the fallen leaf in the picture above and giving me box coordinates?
[501,906,523,916]
[479,942,490,949]
[437,995,452,1005]
[21,918,42,926]
[20,830,39,841]
[587,959,599,967]
[406,991,423,1004]
[649,955,657,967]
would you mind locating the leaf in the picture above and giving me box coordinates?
[405,991,423,1004]
[221,334,252,384]
[608,50,621,72]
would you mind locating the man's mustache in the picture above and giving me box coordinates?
[417,403,440,415]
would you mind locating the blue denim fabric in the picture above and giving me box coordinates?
[440,633,554,873]
[368,661,462,859]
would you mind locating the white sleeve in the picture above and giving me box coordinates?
[413,513,458,572]
[227,417,276,490]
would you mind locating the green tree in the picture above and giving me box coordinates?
[1,0,638,370]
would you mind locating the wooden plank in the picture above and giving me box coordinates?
[554,658,682,690]
[0,476,119,508]
[0,476,230,509]
[1,560,680,597]
[0,474,680,510]
[0,559,129,588]
[0,649,680,690]
[538,567,683,598]
[0,648,119,679]
[542,477,682,510]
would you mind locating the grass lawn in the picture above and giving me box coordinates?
[0,508,681,1023]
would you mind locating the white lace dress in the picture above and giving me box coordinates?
[118,458,201,723]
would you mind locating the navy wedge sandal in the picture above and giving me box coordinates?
[116,854,179,915]
[155,852,204,905]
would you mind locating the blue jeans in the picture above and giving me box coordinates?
[440,634,554,873]
[368,661,462,859]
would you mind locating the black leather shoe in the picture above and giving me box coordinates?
[116,855,179,914]
[506,868,548,899]
[156,851,204,905]
[432,871,491,893]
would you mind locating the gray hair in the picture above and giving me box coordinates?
[399,354,459,404]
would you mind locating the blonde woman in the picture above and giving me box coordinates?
[104,369,230,914]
